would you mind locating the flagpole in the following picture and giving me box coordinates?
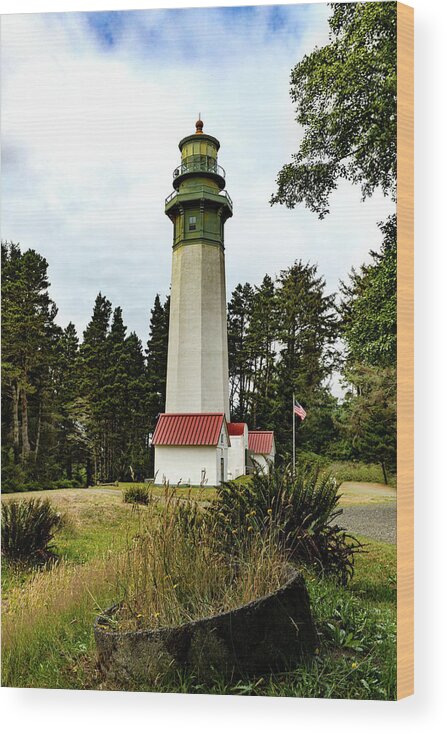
[292,392,296,478]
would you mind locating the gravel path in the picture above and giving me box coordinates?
[338,503,396,544]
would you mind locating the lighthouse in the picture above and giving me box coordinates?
[164,118,232,419]
[152,119,274,487]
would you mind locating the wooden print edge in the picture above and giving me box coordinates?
[397,0,414,701]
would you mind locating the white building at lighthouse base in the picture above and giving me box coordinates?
[152,413,230,487]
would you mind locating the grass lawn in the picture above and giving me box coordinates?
[338,481,396,507]
[1,487,396,699]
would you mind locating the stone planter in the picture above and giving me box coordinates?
[94,569,317,685]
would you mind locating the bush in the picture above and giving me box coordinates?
[22,481,46,492]
[1,498,63,563]
[52,479,72,489]
[1,459,27,493]
[123,485,151,505]
[296,451,330,472]
[329,461,396,487]
[212,465,363,585]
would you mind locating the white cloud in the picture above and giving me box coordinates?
[1,6,393,342]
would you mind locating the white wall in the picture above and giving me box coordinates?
[249,450,275,475]
[165,242,230,419]
[155,445,228,486]
[227,429,248,479]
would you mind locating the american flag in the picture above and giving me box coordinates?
[294,401,307,421]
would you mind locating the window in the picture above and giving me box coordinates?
[189,216,197,231]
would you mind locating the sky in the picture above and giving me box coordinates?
[1,3,394,348]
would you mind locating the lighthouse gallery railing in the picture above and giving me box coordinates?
[165,186,233,209]
[172,157,226,180]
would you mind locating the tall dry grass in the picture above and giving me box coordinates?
[111,492,290,631]
[2,552,118,687]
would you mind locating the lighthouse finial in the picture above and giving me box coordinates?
[195,114,203,134]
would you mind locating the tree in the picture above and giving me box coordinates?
[342,364,396,484]
[337,217,397,476]
[340,214,397,368]
[273,262,339,451]
[245,275,278,427]
[1,245,166,489]
[146,294,170,428]
[77,293,112,483]
[53,322,82,480]
[227,283,254,420]
[271,2,397,217]
[1,242,58,464]
[121,332,150,479]
[269,3,398,471]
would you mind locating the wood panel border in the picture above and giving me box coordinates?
[397,1,414,700]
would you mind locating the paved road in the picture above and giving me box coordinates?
[339,502,396,544]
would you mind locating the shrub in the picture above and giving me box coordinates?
[1,459,28,493]
[21,481,45,492]
[212,465,363,585]
[52,479,72,489]
[123,485,151,505]
[329,461,397,487]
[296,451,330,472]
[1,498,63,563]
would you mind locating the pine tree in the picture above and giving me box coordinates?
[1,242,58,467]
[245,275,278,427]
[342,364,396,484]
[104,307,127,479]
[227,283,254,420]
[122,332,150,480]
[273,262,339,453]
[146,294,170,428]
[77,293,112,484]
[54,322,82,481]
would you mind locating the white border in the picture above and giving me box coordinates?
[1,0,446,731]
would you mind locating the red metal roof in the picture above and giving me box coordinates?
[227,422,246,436]
[152,413,226,447]
[248,430,274,455]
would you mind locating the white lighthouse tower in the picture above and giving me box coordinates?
[164,118,232,419]
[152,119,275,487]
[152,119,233,486]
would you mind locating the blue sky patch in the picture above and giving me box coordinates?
[86,11,127,49]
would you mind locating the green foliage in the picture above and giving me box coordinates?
[1,250,162,490]
[271,2,397,216]
[341,365,396,484]
[1,498,63,563]
[1,241,60,467]
[146,294,170,428]
[228,282,255,420]
[122,485,151,505]
[1,452,27,492]
[212,466,362,585]
[340,215,397,369]
[329,461,396,487]
[297,451,330,472]
[1,242,87,492]
[228,263,340,456]
[267,1,398,477]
